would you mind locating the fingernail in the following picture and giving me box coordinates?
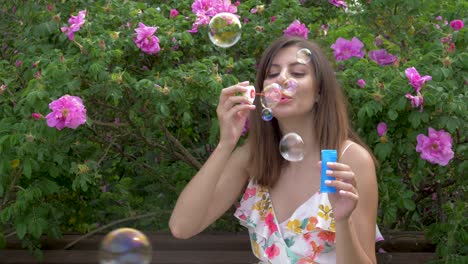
[325,180,331,185]
[326,162,334,166]
[326,170,332,175]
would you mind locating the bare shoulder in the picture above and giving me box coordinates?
[340,140,376,187]
[341,140,375,169]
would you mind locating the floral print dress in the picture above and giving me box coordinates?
[234,181,384,264]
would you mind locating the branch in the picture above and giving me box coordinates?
[159,123,202,169]
[1,168,22,210]
[92,120,128,128]
[97,141,114,167]
[63,211,170,250]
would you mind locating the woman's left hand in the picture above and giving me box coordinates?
[321,161,359,223]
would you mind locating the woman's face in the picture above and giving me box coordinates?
[263,45,318,120]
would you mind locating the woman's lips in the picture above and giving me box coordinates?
[279,96,292,103]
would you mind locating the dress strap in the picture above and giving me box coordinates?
[341,142,355,157]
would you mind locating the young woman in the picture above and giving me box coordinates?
[169,36,381,264]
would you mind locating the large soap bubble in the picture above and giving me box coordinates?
[261,83,282,109]
[99,227,152,264]
[279,133,305,162]
[208,12,242,48]
[296,48,312,64]
[282,78,298,97]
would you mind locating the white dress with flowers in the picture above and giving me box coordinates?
[234,183,383,264]
[234,143,383,263]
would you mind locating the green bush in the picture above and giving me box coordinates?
[0,0,466,261]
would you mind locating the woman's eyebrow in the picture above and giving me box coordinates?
[270,62,307,68]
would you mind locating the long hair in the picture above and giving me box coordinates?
[248,36,374,188]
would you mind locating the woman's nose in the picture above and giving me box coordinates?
[277,70,288,83]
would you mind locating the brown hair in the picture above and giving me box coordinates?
[248,36,374,188]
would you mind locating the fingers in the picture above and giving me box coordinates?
[226,103,256,118]
[324,162,355,181]
[219,81,251,103]
[217,81,255,116]
[323,161,359,199]
[222,94,253,109]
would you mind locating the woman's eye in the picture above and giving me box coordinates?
[292,72,305,77]
[267,73,279,78]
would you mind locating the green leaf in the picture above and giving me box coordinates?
[28,214,47,239]
[383,206,397,226]
[16,222,27,239]
[446,117,459,133]
[374,142,393,161]
[388,110,398,120]
[403,199,416,211]
[408,111,421,128]
[159,104,169,117]
[72,174,92,192]
[182,112,192,126]
[23,158,32,179]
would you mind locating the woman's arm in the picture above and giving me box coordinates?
[169,143,250,239]
[325,143,378,264]
[169,82,255,239]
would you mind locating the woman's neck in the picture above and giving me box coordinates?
[277,115,319,156]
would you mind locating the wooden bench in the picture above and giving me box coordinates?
[0,231,436,263]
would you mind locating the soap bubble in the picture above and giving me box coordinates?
[282,78,298,97]
[261,83,282,109]
[261,108,273,121]
[208,12,242,48]
[279,133,305,162]
[99,228,152,264]
[296,48,312,64]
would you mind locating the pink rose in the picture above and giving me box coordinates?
[169,8,179,18]
[31,113,44,120]
[357,79,366,88]
[134,22,160,54]
[46,95,87,130]
[61,10,87,41]
[283,20,309,39]
[377,122,387,137]
[416,128,454,166]
[405,67,432,92]
[449,19,464,31]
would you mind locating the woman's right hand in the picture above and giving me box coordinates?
[216,81,256,147]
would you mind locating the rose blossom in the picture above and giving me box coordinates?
[329,0,347,8]
[405,67,432,92]
[377,122,387,137]
[31,113,44,120]
[188,0,238,33]
[357,79,366,88]
[368,49,397,66]
[416,127,454,166]
[46,95,87,130]
[283,20,309,39]
[169,9,179,18]
[405,92,424,112]
[449,19,464,31]
[134,22,160,54]
[61,10,87,40]
[330,37,365,61]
